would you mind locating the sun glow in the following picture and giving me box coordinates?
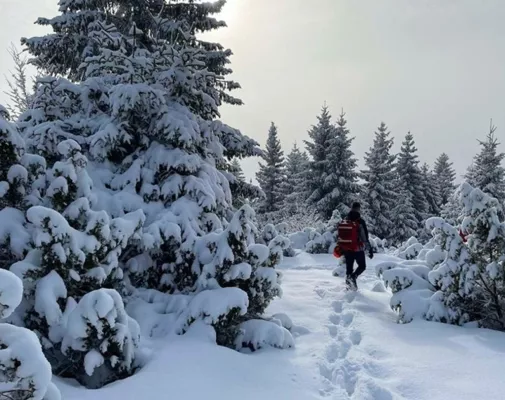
[220,0,240,25]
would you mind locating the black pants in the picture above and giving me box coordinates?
[344,251,366,278]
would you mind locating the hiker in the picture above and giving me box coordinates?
[337,202,373,290]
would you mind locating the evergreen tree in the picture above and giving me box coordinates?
[433,153,456,205]
[230,158,245,182]
[0,106,45,270]
[361,122,397,239]
[390,185,418,245]
[465,122,505,201]
[396,132,429,230]
[228,158,261,210]
[305,107,359,219]
[421,163,442,216]
[281,142,309,215]
[20,0,291,376]
[304,105,334,218]
[21,0,260,195]
[22,0,240,107]
[256,123,285,213]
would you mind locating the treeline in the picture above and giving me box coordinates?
[240,106,505,245]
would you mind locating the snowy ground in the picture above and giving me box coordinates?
[57,253,505,400]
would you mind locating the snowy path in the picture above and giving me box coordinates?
[272,254,402,399]
[271,253,505,400]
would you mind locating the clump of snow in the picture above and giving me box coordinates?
[270,312,293,330]
[371,281,386,293]
[0,324,61,400]
[236,319,294,351]
[0,268,23,319]
[176,288,248,335]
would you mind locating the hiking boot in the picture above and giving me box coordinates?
[350,274,358,291]
[345,275,352,288]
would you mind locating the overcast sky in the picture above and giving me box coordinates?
[1,0,504,182]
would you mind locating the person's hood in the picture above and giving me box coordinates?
[347,210,361,221]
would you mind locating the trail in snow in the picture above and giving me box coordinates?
[313,261,397,399]
[274,252,505,400]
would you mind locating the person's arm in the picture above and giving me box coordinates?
[361,218,370,243]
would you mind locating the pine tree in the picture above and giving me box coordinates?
[390,185,418,245]
[21,0,291,369]
[281,142,309,215]
[256,123,285,213]
[465,121,505,201]
[433,153,456,206]
[428,183,505,329]
[21,0,260,194]
[230,159,245,182]
[0,269,61,400]
[22,0,240,107]
[361,122,397,239]
[396,132,429,231]
[228,158,261,210]
[11,140,144,386]
[0,106,45,270]
[304,105,334,218]
[305,107,359,219]
[421,163,442,216]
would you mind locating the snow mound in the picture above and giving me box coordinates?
[236,319,294,351]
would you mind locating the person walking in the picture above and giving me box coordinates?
[337,202,374,290]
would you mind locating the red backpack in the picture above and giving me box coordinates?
[337,219,361,252]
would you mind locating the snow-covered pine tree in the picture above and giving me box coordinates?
[22,0,290,355]
[228,158,262,210]
[421,163,442,217]
[0,269,61,400]
[324,110,360,217]
[433,153,456,206]
[390,184,418,245]
[464,121,505,201]
[426,183,505,329]
[0,106,44,270]
[22,0,240,107]
[440,190,462,226]
[22,0,261,191]
[457,183,505,329]
[304,105,334,218]
[11,140,144,387]
[305,107,359,219]
[256,122,285,213]
[281,142,309,215]
[61,288,140,388]
[230,158,245,182]
[396,132,429,231]
[361,122,397,239]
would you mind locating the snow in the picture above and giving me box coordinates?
[176,288,249,334]
[0,324,60,400]
[236,319,294,351]
[53,252,505,400]
[0,269,23,319]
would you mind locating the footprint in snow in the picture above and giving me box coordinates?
[328,324,338,338]
[341,312,354,327]
[353,379,394,400]
[331,300,343,313]
[349,329,362,345]
[329,313,341,325]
